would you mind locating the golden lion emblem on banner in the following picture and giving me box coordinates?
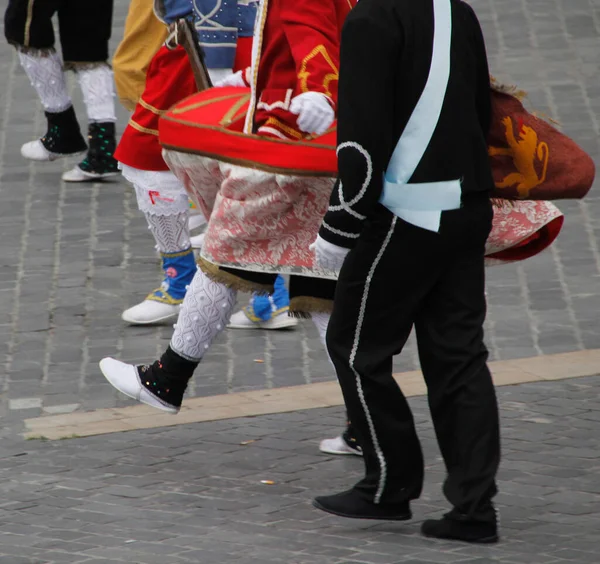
[489,116,550,198]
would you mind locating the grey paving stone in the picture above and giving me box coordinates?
[0,0,598,433]
[0,377,599,561]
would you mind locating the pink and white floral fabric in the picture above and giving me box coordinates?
[164,150,564,275]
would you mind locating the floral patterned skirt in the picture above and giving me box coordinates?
[164,150,564,276]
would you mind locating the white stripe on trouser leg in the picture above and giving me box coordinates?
[348,217,397,504]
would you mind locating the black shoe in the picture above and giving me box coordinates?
[63,122,119,182]
[99,347,198,414]
[313,488,412,521]
[421,507,499,543]
[21,106,87,161]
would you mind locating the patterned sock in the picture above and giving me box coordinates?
[170,268,237,361]
[145,211,191,253]
[124,166,192,253]
[18,49,72,113]
[77,64,117,123]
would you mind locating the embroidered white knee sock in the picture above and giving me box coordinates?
[145,212,190,253]
[170,268,237,361]
[18,50,72,113]
[77,64,117,123]
[123,166,192,253]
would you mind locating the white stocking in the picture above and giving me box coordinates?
[312,311,334,368]
[145,213,190,253]
[77,64,117,123]
[170,268,237,361]
[122,165,192,253]
[312,311,330,349]
[18,50,71,113]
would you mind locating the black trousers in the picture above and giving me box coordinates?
[4,0,113,63]
[326,194,500,519]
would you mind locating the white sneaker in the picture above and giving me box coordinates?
[99,357,179,414]
[21,139,62,162]
[227,308,298,330]
[122,299,181,325]
[319,435,363,456]
[62,165,119,182]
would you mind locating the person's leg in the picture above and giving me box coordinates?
[114,45,201,322]
[100,266,237,412]
[4,0,56,50]
[120,166,197,325]
[59,0,118,181]
[417,198,500,543]
[312,310,362,456]
[100,266,277,411]
[5,0,87,161]
[61,65,118,181]
[228,275,298,330]
[313,211,448,520]
[112,0,168,112]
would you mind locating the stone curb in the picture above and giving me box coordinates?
[24,348,600,440]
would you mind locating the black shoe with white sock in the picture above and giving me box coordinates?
[21,106,88,161]
[63,122,119,182]
[421,505,499,543]
[100,347,198,414]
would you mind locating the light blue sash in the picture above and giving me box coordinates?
[380,0,460,232]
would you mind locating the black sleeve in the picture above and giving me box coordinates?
[465,3,492,137]
[318,7,399,248]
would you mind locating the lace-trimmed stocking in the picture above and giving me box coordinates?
[77,64,117,123]
[170,268,237,362]
[18,50,71,113]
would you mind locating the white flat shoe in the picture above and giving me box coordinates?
[62,165,119,182]
[122,299,181,325]
[319,435,363,456]
[227,308,298,330]
[20,139,66,162]
[99,357,179,414]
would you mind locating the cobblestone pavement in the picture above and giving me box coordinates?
[0,377,599,563]
[0,0,599,433]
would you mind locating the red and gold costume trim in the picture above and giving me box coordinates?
[244,0,356,140]
[115,45,197,171]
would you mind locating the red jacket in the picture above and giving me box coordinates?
[246,0,356,139]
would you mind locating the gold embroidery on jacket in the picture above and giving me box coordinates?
[128,119,159,136]
[263,117,303,140]
[299,45,339,97]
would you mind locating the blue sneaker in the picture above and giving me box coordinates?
[228,275,298,330]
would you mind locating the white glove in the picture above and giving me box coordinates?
[289,92,335,136]
[310,235,350,272]
[213,69,247,88]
